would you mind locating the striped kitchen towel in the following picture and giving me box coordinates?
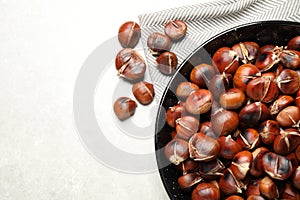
[138,0,300,101]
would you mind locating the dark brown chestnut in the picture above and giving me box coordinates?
[164,20,187,40]
[164,138,189,165]
[255,47,281,71]
[269,95,294,115]
[292,166,300,189]
[185,89,213,115]
[147,32,171,55]
[219,88,246,110]
[198,159,225,179]
[259,44,275,54]
[247,195,265,200]
[211,109,239,136]
[188,132,220,162]
[212,47,239,74]
[259,176,279,199]
[296,89,300,109]
[176,159,199,175]
[219,168,244,195]
[156,51,178,75]
[115,48,146,81]
[273,128,300,155]
[258,120,280,145]
[166,104,186,128]
[250,147,269,177]
[239,102,271,128]
[245,179,261,197]
[276,69,300,94]
[178,172,202,191]
[281,183,300,200]
[296,145,300,162]
[225,195,244,200]
[132,81,154,105]
[230,150,253,180]
[199,121,218,139]
[280,49,300,70]
[113,97,137,120]
[208,73,232,100]
[246,76,279,103]
[233,64,260,92]
[176,116,200,140]
[288,35,300,51]
[232,41,259,64]
[118,21,141,48]
[262,152,293,180]
[276,106,300,128]
[190,64,216,87]
[218,135,242,160]
[236,128,260,150]
[191,182,220,200]
[176,82,199,100]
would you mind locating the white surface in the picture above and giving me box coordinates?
[0,0,216,199]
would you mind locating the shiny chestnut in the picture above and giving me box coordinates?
[191,182,220,200]
[176,116,200,140]
[176,82,199,100]
[259,176,279,199]
[118,21,141,48]
[199,121,218,139]
[280,49,300,70]
[164,20,187,40]
[219,88,246,110]
[273,128,300,155]
[269,95,294,115]
[147,32,171,55]
[250,147,269,177]
[230,150,253,180]
[178,172,202,191]
[176,159,199,175]
[166,104,186,128]
[113,97,137,120]
[212,47,239,74]
[115,48,146,81]
[164,138,189,165]
[258,120,280,145]
[219,168,244,195]
[211,109,239,136]
[245,179,261,197]
[288,35,300,51]
[208,73,232,100]
[276,106,300,128]
[185,89,213,115]
[156,51,178,75]
[276,69,300,94]
[296,89,300,109]
[255,47,281,71]
[190,63,216,87]
[225,195,244,200]
[233,64,260,92]
[218,135,242,160]
[236,128,260,150]
[132,81,154,105]
[232,41,259,64]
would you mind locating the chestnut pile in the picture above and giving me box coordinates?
[164,36,300,200]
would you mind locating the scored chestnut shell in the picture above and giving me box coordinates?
[199,121,219,139]
[118,21,141,48]
[175,159,199,175]
[276,69,300,94]
[262,152,294,180]
[225,195,244,200]
[188,132,220,162]
[115,48,146,81]
[185,89,213,115]
[132,81,155,105]
[211,109,239,136]
[296,89,300,109]
[219,88,246,110]
[236,128,260,150]
[233,64,260,92]
[113,97,137,121]
[190,63,216,87]
[245,179,261,197]
[191,182,220,200]
[269,95,294,115]
[156,51,178,75]
[212,47,239,74]
[177,172,203,191]
[232,41,259,64]
[230,150,253,180]
[250,147,269,177]
[176,82,199,100]
[288,35,300,51]
[259,176,279,199]
[208,73,232,100]
[219,168,244,195]
[258,120,280,145]
[176,116,200,140]
[255,47,281,71]
[276,106,300,129]
[165,104,186,128]
[147,32,171,55]
[273,128,300,155]
[280,49,300,70]
[164,138,189,165]
[292,166,300,189]
[198,159,225,179]
[281,183,300,200]
[164,20,187,40]
[218,135,242,160]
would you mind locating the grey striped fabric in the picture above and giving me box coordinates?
[138,0,300,101]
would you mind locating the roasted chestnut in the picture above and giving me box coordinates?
[166,104,186,128]
[225,195,244,200]
[288,35,300,51]
[164,138,189,165]
[190,63,216,87]
[296,89,300,109]
[232,41,259,64]
[156,51,178,75]
[185,89,213,115]
[176,159,199,175]
[218,135,242,160]
[280,49,300,70]
[276,106,300,128]
[198,159,225,179]
[176,82,199,100]
[233,64,260,92]
[250,147,269,177]
[115,48,146,81]
[176,116,200,140]
[247,195,265,200]
[269,95,294,115]
[259,176,279,199]
[276,69,300,94]
[273,128,300,155]
[211,109,239,136]
[230,150,253,180]
[208,73,232,100]
[258,120,280,145]
[245,179,261,197]
[219,88,246,110]
[191,182,220,200]
[281,183,300,200]
[292,166,300,189]
[147,32,171,55]
[189,132,220,162]
[219,168,244,195]
[178,172,202,191]
[255,47,281,71]
[212,47,239,74]
[164,20,187,40]
[236,128,260,150]
[132,81,154,105]
[118,21,141,48]
[113,97,137,120]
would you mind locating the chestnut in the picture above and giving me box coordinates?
[286,152,299,172]
[147,32,171,55]
[276,106,300,128]
[132,81,154,105]
[262,152,293,180]
[212,47,239,74]
[219,88,246,110]
[208,73,232,100]
[280,49,300,70]
[269,95,294,115]
[247,195,265,200]
[190,63,216,87]
[296,89,300,109]
[164,20,187,40]
[230,150,253,180]
[191,182,220,200]
[292,166,300,189]
[236,128,260,150]
[176,116,200,140]
[166,104,186,128]
[113,97,137,120]
[164,138,189,165]
[185,89,213,115]
[288,35,300,51]
[198,159,225,179]
[218,135,242,160]
[273,128,300,155]
[178,172,202,191]
[188,132,220,162]
[118,21,141,48]
[232,41,259,64]
[211,109,239,136]
[281,183,300,200]
[176,159,199,175]
[258,120,280,145]
[156,51,178,75]
[259,176,279,199]
[176,82,199,100]
[199,121,218,139]
[255,47,281,71]
[246,76,279,103]
[219,168,244,195]
[276,69,300,94]
[233,64,260,92]
[259,44,275,54]
[115,48,146,81]
[250,147,269,177]
[225,195,244,200]
[296,145,300,162]
[245,179,261,197]
[239,102,271,128]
